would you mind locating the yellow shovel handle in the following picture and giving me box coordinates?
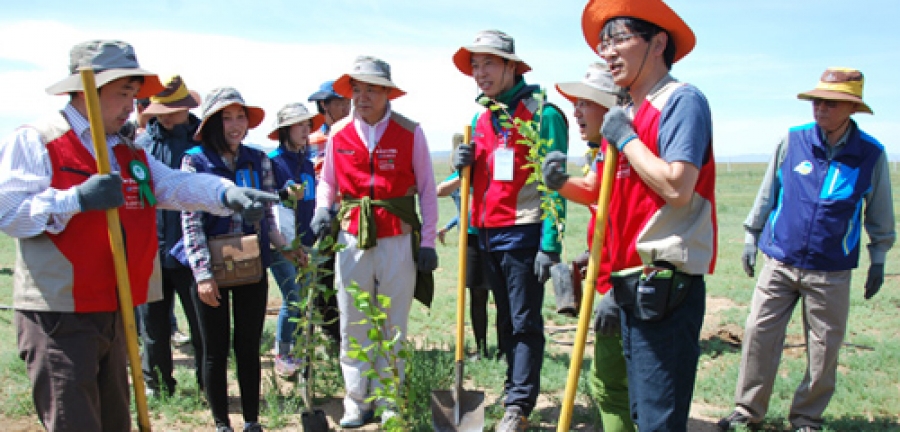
[455,125,473,363]
[79,68,152,432]
[556,145,619,431]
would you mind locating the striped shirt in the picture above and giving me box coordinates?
[0,104,233,239]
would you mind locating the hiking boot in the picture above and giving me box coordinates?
[497,406,528,432]
[215,425,234,432]
[273,355,300,378]
[717,409,757,431]
[243,422,264,432]
[339,409,374,428]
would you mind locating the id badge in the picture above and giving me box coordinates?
[493,148,514,182]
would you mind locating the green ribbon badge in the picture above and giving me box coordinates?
[129,160,156,207]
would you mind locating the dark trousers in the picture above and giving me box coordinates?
[137,265,203,393]
[192,277,269,428]
[315,254,341,344]
[465,234,498,355]
[16,310,131,432]
[620,278,705,432]
[484,247,544,416]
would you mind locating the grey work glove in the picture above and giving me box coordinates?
[594,292,622,336]
[417,247,439,272]
[864,263,885,300]
[453,143,474,171]
[76,173,124,212]
[310,207,333,239]
[223,186,279,225]
[542,151,569,191]
[601,106,638,151]
[534,251,560,284]
[741,243,758,278]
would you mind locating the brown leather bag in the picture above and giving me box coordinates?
[208,233,263,287]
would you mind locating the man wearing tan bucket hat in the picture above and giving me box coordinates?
[452,28,569,431]
[542,62,635,432]
[135,74,206,399]
[719,68,895,432]
[580,0,717,430]
[311,55,438,428]
[0,39,279,432]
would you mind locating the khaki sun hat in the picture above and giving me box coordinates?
[581,0,696,63]
[193,87,265,141]
[141,75,201,120]
[453,29,532,76]
[555,62,623,109]
[797,67,872,114]
[332,56,406,100]
[46,39,164,98]
[267,103,325,141]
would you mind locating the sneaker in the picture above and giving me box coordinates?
[171,330,190,347]
[339,409,374,428]
[795,427,821,432]
[215,425,234,432]
[243,422,264,432]
[380,408,399,426]
[497,406,528,432]
[273,355,299,378]
[717,409,756,431]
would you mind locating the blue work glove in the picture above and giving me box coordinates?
[534,251,560,284]
[76,173,124,212]
[864,263,884,300]
[453,143,474,171]
[741,243,758,278]
[222,186,279,225]
[601,106,638,151]
[310,207,333,239]
[594,292,622,336]
[542,151,569,191]
[418,247,439,272]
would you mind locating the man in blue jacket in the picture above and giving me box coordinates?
[136,75,205,397]
[719,67,895,432]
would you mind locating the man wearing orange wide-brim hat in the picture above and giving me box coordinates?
[719,68,895,432]
[579,0,717,430]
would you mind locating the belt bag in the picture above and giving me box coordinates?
[209,233,263,287]
[612,264,694,321]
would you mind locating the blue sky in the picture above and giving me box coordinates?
[2,0,898,159]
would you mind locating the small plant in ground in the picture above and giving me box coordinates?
[477,90,565,244]
[343,280,412,431]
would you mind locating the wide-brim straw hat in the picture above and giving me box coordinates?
[333,56,406,100]
[46,39,164,99]
[453,29,532,76]
[556,62,622,109]
[582,0,696,63]
[193,87,265,141]
[141,75,201,119]
[797,67,873,114]
[267,103,325,141]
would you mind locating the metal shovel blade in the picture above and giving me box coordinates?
[300,408,330,432]
[430,387,485,432]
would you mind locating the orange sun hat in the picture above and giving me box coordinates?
[581,0,696,63]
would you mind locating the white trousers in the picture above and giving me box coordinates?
[335,231,416,415]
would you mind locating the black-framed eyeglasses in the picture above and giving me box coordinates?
[597,32,641,54]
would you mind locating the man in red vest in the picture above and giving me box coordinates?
[311,55,438,428]
[569,1,717,430]
[0,39,277,432]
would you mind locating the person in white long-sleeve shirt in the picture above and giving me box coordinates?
[0,39,277,432]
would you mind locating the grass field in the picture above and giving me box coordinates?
[0,160,898,431]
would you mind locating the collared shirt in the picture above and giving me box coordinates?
[744,122,895,264]
[316,103,438,248]
[0,104,232,239]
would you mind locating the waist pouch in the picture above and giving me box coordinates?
[611,263,700,321]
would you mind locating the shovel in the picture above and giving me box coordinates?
[79,68,152,431]
[431,125,485,432]
[300,234,330,432]
[556,145,619,431]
